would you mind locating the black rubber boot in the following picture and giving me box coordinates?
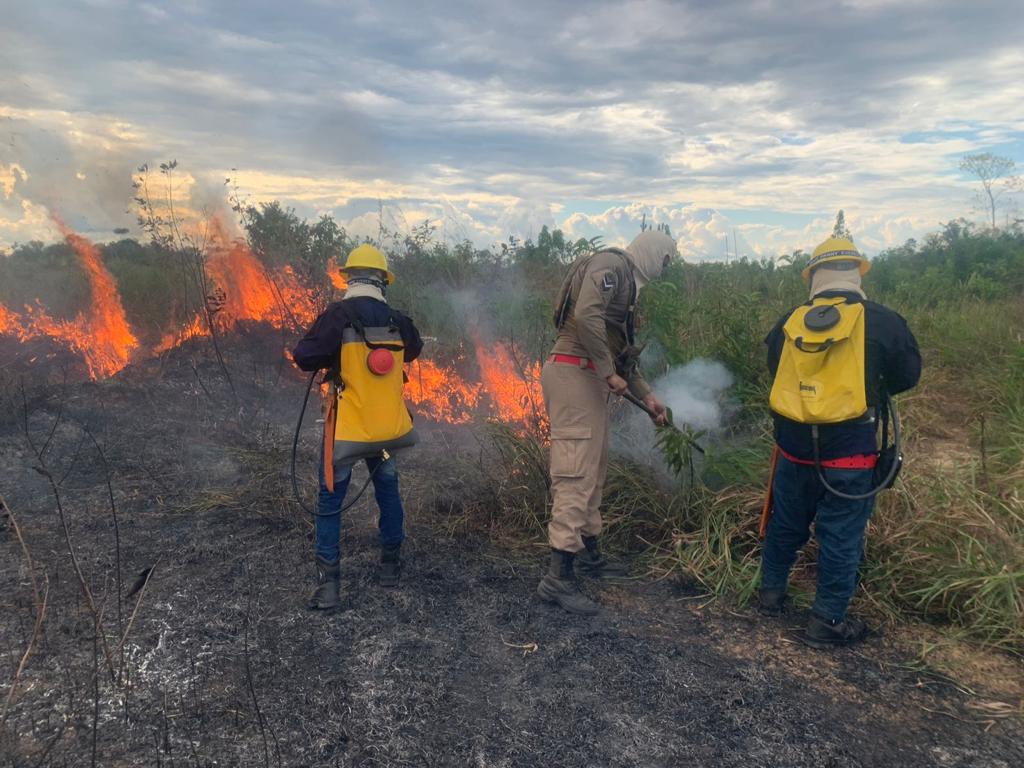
[379,544,401,588]
[801,613,868,649]
[308,556,341,610]
[536,549,599,615]
[757,588,787,617]
[577,535,628,579]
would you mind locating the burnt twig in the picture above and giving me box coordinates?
[0,495,50,721]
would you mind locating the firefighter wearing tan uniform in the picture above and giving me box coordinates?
[537,230,678,614]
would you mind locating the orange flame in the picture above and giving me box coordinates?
[52,219,139,377]
[154,313,210,354]
[1,218,140,378]
[472,337,548,433]
[0,304,25,337]
[204,218,316,331]
[406,359,482,424]
[1,215,550,435]
[206,219,279,323]
[329,270,348,291]
[403,341,547,434]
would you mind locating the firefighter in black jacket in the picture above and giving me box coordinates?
[760,236,921,648]
[292,245,423,609]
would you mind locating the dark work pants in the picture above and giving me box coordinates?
[760,454,876,623]
[315,450,405,564]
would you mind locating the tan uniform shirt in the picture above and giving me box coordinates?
[551,249,652,399]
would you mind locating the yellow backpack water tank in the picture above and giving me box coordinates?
[332,324,417,464]
[769,297,868,424]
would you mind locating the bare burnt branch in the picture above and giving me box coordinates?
[0,495,49,722]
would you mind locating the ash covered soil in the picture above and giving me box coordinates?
[1,337,1022,767]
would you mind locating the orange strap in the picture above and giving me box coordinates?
[322,387,337,493]
[759,445,780,538]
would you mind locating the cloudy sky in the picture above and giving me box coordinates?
[2,0,1022,259]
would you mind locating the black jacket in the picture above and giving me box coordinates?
[292,296,423,372]
[765,291,921,460]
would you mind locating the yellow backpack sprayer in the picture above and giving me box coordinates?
[291,302,418,516]
[768,295,902,501]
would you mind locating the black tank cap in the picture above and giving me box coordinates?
[804,304,840,331]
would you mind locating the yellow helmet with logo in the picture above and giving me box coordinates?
[341,244,395,284]
[801,237,870,281]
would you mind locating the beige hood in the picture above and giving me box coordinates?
[809,264,866,300]
[625,231,678,288]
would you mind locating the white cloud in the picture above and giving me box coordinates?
[1,0,1022,253]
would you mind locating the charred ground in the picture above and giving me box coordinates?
[1,335,1022,768]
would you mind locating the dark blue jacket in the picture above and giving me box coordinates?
[292,297,423,372]
[765,291,921,460]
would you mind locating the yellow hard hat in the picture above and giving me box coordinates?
[801,236,870,281]
[340,244,395,284]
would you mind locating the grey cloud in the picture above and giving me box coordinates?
[2,0,1023,251]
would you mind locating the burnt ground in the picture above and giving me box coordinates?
[1,336,1022,767]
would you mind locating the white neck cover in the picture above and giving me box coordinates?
[810,267,866,300]
[343,282,386,302]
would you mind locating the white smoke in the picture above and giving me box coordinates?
[653,359,735,431]
[611,358,735,483]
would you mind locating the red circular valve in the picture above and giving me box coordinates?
[366,348,394,375]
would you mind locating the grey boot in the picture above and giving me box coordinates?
[801,614,869,649]
[379,544,401,588]
[577,535,628,579]
[536,549,599,615]
[308,555,341,610]
[757,588,787,617]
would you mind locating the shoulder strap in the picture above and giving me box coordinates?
[327,301,363,383]
[553,252,594,329]
[552,248,636,331]
[336,299,365,336]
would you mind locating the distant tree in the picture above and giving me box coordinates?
[831,210,853,241]
[959,153,1021,229]
[513,225,593,269]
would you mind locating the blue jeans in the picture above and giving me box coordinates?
[315,452,406,563]
[760,454,876,623]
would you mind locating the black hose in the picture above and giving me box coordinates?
[812,396,901,500]
[291,370,387,518]
[291,371,319,516]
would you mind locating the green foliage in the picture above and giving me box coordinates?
[654,409,706,485]
[869,221,1024,305]
[103,239,179,338]
[0,241,92,319]
[505,225,594,270]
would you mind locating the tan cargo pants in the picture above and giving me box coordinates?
[541,360,610,553]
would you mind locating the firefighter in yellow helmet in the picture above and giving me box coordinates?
[759,234,921,647]
[537,230,677,615]
[292,244,422,609]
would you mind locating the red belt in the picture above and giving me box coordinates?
[548,354,596,371]
[779,447,877,469]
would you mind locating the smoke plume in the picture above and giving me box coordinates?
[612,358,735,483]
